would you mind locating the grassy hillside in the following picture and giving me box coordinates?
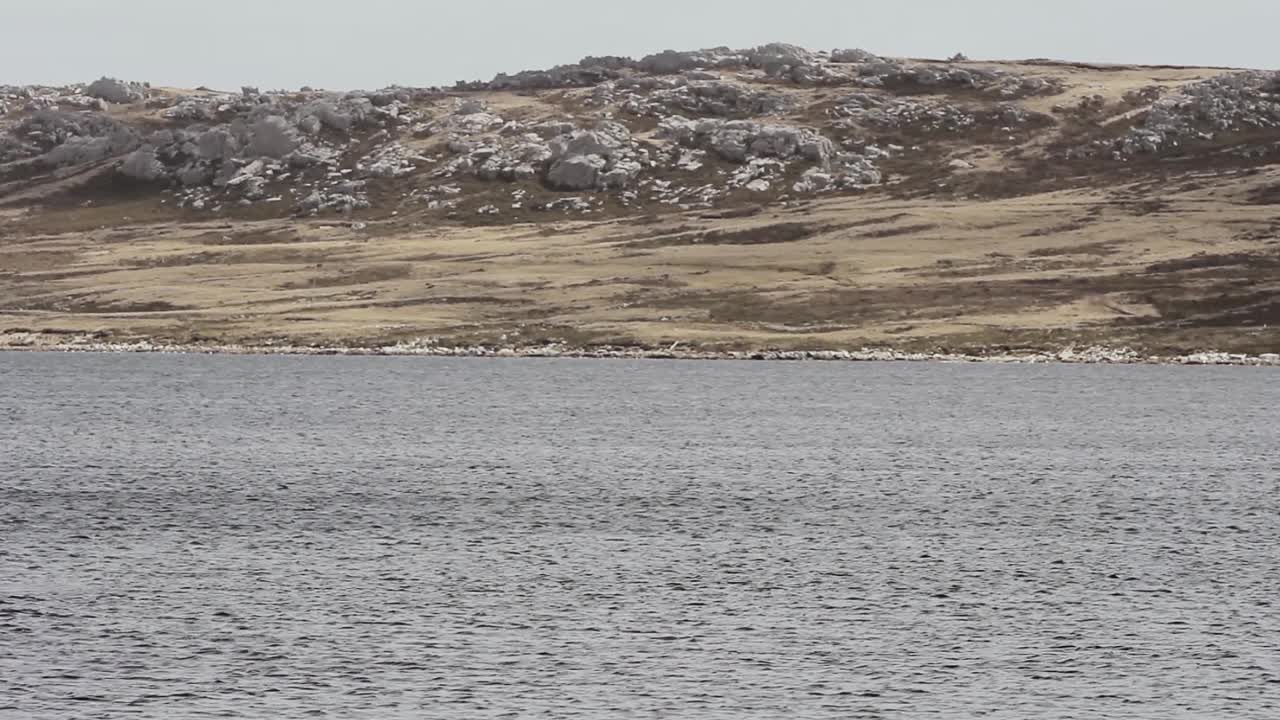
[3,48,1279,354]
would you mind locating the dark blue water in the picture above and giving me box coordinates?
[2,352,1278,719]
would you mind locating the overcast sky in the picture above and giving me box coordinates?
[5,0,1277,90]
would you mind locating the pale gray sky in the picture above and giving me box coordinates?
[6,0,1277,90]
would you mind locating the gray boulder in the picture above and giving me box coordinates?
[43,127,140,166]
[552,130,620,159]
[831,48,882,64]
[793,168,834,193]
[748,43,816,71]
[176,161,213,185]
[708,123,753,162]
[119,146,166,181]
[197,128,239,161]
[299,100,352,132]
[546,154,606,190]
[297,115,322,135]
[85,77,147,104]
[637,47,746,74]
[600,159,642,189]
[246,116,299,158]
[638,50,705,74]
[655,115,700,144]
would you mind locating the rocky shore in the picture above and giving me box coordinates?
[1,334,1276,366]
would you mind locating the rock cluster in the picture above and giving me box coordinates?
[1113,71,1280,155]
[0,82,437,214]
[2,84,109,114]
[12,43,1271,220]
[85,77,148,104]
[659,117,833,163]
[545,123,646,190]
[834,93,1043,134]
[634,47,750,74]
[847,61,1063,97]
[657,116,882,190]
[458,42,1062,96]
[5,46,981,217]
[475,59,627,91]
[619,79,792,118]
[836,93,980,133]
[441,119,648,193]
[5,110,140,166]
[830,48,884,64]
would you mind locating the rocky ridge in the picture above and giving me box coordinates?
[4,45,1280,359]
[7,43,1275,222]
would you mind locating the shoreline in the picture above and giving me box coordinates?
[1,336,1278,366]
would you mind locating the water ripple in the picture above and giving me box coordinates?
[1,353,1278,718]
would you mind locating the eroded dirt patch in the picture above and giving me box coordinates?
[627,222,824,249]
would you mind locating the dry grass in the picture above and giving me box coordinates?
[5,170,1279,354]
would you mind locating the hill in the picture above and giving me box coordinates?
[3,44,1279,357]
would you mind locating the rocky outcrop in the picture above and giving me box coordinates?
[298,97,371,133]
[1116,71,1280,155]
[246,116,300,158]
[637,47,747,74]
[658,117,831,163]
[848,61,1062,97]
[834,93,1044,134]
[41,131,139,167]
[546,154,606,190]
[545,123,645,191]
[119,146,165,181]
[197,128,240,162]
[5,44,1274,221]
[484,63,623,91]
[656,116,881,190]
[836,93,979,132]
[5,110,141,167]
[621,80,792,118]
[831,48,882,64]
[85,77,147,104]
[425,100,505,136]
[747,42,817,74]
